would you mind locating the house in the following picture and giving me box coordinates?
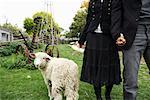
[0,28,13,42]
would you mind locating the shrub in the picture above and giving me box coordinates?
[0,54,36,70]
[0,42,21,57]
[0,41,46,57]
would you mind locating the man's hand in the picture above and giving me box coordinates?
[116,33,126,46]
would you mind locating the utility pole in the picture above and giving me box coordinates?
[49,0,54,46]
[4,16,8,24]
[45,0,54,45]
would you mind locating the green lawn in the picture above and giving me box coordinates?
[0,44,150,100]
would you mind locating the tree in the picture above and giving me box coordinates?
[23,11,61,52]
[66,0,89,38]
[81,0,89,9]
[23,18,35,35]
[32,11,61,44]
[67,9,87,38]
[0,23,21,35]
[24,11,61,40]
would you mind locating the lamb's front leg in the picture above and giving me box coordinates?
[46,80,52,98]
[48,80,52,100]
[43,76,52,98]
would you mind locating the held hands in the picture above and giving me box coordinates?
[116,33,126,46]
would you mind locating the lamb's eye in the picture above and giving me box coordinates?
[43,58,50,62]
[43,58,46,60]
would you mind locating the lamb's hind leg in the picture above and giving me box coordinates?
[65,90,78,100]
[52,85,62,100]
[65,79,79,100]
[65,84,79,100]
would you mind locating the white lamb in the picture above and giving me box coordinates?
[30,52,79,100]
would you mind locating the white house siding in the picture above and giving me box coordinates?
[0,29,13,42]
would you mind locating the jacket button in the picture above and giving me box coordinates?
[136,18,139,21]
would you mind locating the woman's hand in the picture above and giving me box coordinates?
[77,42,84,48]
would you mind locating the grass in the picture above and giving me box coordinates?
[0,44,150,100]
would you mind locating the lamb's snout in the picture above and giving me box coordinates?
[34,58,42,68]
[34,57,50,68]
[30,52,50,68]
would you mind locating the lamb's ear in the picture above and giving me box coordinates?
[29,53,36,58]
[44,57,50,62]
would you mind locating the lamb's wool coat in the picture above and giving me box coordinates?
[33,52,79,100]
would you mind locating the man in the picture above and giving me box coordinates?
[111,0,150,100]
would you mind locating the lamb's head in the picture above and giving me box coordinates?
[30,52,51,69]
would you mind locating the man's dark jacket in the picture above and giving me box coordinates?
[111,0,142,50]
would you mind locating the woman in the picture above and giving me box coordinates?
[78,0,121,100]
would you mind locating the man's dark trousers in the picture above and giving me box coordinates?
[122,24,150,100]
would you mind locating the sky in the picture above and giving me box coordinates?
[0,0,83,31]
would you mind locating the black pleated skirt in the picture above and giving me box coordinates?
[80,32,122,87]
